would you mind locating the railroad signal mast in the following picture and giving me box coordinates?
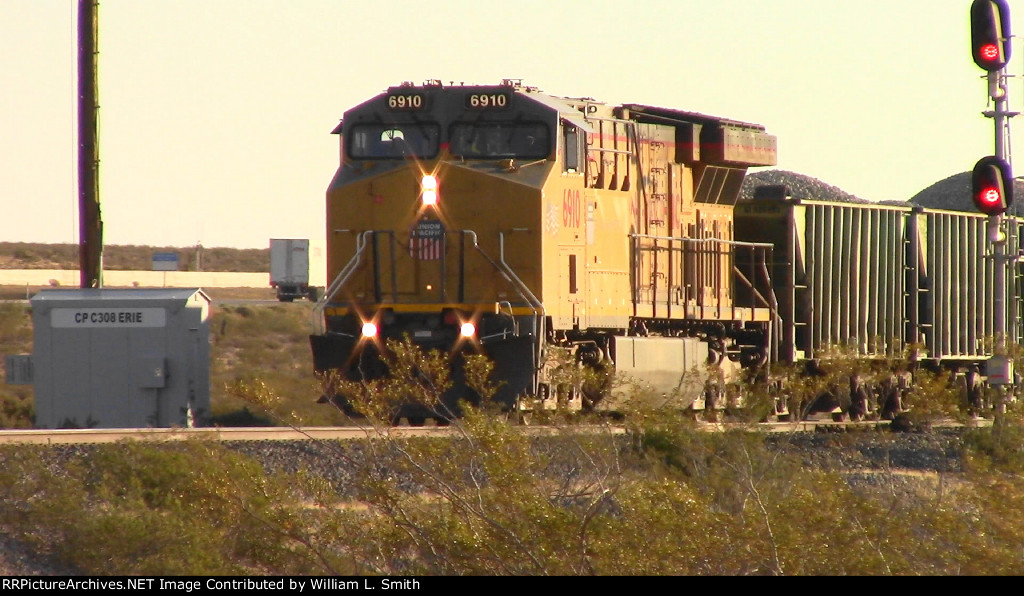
[971,0,1014,215]
[970,0,1016,375]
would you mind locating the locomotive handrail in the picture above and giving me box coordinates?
[497,231,544,313]
[452,229,546,367]
[498,231,546,364]
[493,230,547,375]
[630,232,778,318]
[761,257,783,367]
[586,116,638,156]
[626,125,648,227]
[630,233,775,251]
[631,232,781,366]
[457,230,545,323]
[732,267,775,310]
[313,230,376,335]
[734,254,783,366]
[312,229,545,341]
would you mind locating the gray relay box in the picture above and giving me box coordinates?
[30,288,211,429]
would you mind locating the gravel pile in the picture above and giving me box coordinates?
[739,170,870,204]
[739,168,1024,214]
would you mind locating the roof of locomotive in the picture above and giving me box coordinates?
[332,80,767,135]
[621,103,768,132]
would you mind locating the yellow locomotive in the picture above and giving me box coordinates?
[311,79,778,422]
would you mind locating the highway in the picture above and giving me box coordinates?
[0,269,267,288]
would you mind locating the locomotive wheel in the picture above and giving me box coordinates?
[576,343,603,367]
[576,344,611,410]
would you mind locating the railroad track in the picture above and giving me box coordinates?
[0,417,988,446]
[0,426,452,445]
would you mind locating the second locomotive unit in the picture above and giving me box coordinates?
[311,79,778,422]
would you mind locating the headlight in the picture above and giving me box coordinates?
[422,175,439,206]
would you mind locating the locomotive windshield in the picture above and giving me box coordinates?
[348,123,440,159]
[449,122,550,159]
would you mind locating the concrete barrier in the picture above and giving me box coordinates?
[0,270,268,288]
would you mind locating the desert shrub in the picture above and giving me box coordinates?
[4,367,1024,575]
[0,440,350,575]
[0,303,34,427]
[899,364,966,424]
[5,313,1024,574]
[963,400,1024,472]
[0,303,32,347]
[210,303,346,427]
[0,388,33,428]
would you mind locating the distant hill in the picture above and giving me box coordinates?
[0,242,268,272]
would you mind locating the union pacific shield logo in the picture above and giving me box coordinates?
[409,218,445,260]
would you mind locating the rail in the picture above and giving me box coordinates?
[0,418,990,446]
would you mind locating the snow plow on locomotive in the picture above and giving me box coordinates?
[310,80,779,423]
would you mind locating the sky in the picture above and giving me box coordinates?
[2,0,1022,249]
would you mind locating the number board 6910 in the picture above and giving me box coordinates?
[386,94,425,110]
[466,92,510,109]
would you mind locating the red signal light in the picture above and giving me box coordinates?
[971,156,1013,216]
[981,43,1000,62]
[980,187,1002,207]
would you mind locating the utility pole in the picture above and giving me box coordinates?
[78,0,103,288]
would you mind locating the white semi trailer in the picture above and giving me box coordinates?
[270,238,320,302]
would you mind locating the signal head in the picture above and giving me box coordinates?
[971,155,1013,215]
[971,0,1011,71]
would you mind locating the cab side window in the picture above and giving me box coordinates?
[564,127,581,172]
